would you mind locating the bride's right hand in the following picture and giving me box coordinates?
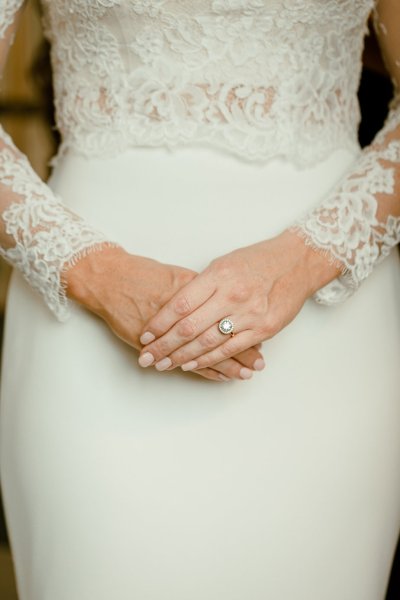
[63,245,264,382]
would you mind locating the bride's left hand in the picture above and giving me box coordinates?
[138,230,342,372]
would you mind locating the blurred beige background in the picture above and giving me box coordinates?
[0,1,56,597]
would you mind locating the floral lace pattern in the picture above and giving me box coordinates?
[292,109,400,303]
[0,127,118,321]
[291,4,400,303]
[40,0,374,166]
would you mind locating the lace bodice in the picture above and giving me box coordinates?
[0,0,400,319]
[41,0,373,166]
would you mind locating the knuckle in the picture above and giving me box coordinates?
[210,258,233,279]
[228,283,251,303]
[173,295,191,316]
[221,342,235,358]
[155,338,171,356]
[176,318,196,339]
[201,331,218,348]
[169,349,185,364]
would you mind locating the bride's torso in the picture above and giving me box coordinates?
[39,0,375,165]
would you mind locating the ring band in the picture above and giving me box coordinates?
[218,318,234,336]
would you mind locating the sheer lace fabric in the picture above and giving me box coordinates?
[41,0,373,166]
[0,2,118,321]
[0,0,400,320]
[292,3,400,302]
[0,129,118,321]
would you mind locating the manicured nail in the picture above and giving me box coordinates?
[240,367,253,380]
[181,360,198,372]
[140,331,156,345]
[253,358,265,371]
[218,374,231,382]
[138,352,155,367]
[155,357,172,371]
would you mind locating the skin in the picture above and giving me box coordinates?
[64,245,265,383]
[137,230,342,373]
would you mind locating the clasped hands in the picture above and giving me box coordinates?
[66,230,341,383]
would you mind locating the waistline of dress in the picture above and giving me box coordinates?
[50,129,361,171]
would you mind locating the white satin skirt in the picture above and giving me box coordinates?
[1,145,400,600]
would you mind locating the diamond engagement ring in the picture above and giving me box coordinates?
[218,318,235,336]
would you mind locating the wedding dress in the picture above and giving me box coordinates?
[1,1,400,599]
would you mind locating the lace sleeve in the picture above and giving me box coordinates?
[290,0,400,305]
[0,1,119,321]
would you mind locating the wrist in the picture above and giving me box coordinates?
[63,243,129,311]
[279,229,343,296]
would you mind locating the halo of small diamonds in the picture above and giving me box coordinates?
[218,318,234,335]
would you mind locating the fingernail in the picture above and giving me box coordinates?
[140,331,156,345]
[240,367,253,380]
[218,374,231,382]
[155,357,172,371]
[253,358,265,371]
[181,360,198,372]
[138,352,155,367]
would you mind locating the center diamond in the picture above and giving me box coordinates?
[219,318,234,335]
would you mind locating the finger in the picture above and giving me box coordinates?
[140,274,216,344]
[181,330,260,371]
[156,316,248,369]
[139,296,232,367]
[211,358,256,380]
[233,347,265,371]
[192,367,230,383]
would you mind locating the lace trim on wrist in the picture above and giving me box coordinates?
[291,132,400,305]
[0,142,118,321]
